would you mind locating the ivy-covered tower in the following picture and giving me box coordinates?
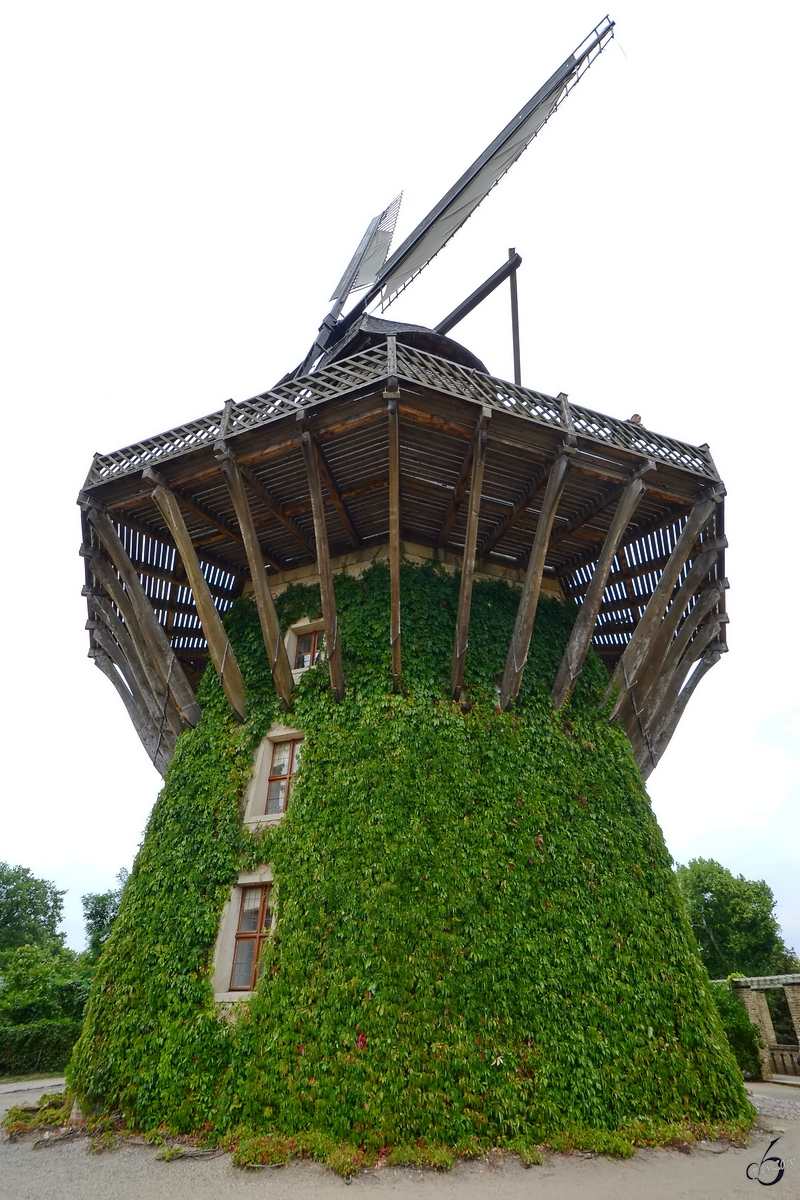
[72,18,748,1157]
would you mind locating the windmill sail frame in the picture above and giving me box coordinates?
[363,14,615,313]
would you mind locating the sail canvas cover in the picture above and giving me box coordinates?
[370,17,614,309]
[377,84,565,305]
[330,193,403,301]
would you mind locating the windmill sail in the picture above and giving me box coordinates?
[366,15,614,310]
[291,15,614,379]
[330,193,402,302]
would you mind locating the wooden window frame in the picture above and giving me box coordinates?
[229,883,273,992]
[294,628,324,670]
[265,737,303,816]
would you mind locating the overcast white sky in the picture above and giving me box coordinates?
[2,2,797,957]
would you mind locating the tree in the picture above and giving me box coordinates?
[0,943,91,1025]
[81,869,129,961]
[676,858,799,979]
[0,863,64,953]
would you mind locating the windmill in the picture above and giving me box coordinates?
[293,16,615,380]
[71,19,744,1150]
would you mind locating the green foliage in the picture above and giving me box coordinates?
[766,988,797,1046]
[0,1022,83,1076]
[0,944,92,1025]
[69,562,752,1151]
[0,863,65,953]
[0,943,91,1074]
[675,858,799,978]
[82,870,130,961]
[707,983,764,1079]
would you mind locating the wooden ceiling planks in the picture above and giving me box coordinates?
[80,337,726,778]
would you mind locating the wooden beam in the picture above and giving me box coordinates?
[549,460,654,552]
[450,411,490,700]
[83,506,202,726]
[81,559,184,729]
[217,447,294,710]
[148,483,248,721]
[314,441,360,549]
[299,425,346,701]
[387,400,402,690]
[629,618,722,766]
[142,466,283,572]
[96,506,248,581]
[638,649,723,780]
[627,585,724,745]
[552,476,646,709]
[87,593,183,741]
[500,453,571,710]
[563,551,674,598]
[555,506,690,578]
[438,440,475,547]
[238,463,315,555]
[120,555,232,601]
[604,496,717,717]
[89,624,178,762]
[478,455,553,558]
[90,649,173,775]
[619,547,724,716]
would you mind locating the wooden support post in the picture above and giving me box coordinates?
[638,648,722,780]
[604,497,717,717]
[84,507,202,726]
[387,400,402,690]
[237,463,315,555]
[629,582,724,735]
[90,649,172,774]
[90,623,177,764]
[549,459,654,552]
[438,442,475,547]
[88,596,181,743]
[314,442,360,549]
[147,481,248,722]
[140,466,281,570]
[629,617,721,766]
[551,476,646,709]
[619,544,724,715]
[216,446,294,710]
[450,410,490,700]
[500,452,571,709]
[479,457,553,559]
[82,561,184,740]
[509,248,521,386]
[299,424,346,701]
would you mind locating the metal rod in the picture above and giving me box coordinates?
[509,247,521,386]
[434,253,522,336]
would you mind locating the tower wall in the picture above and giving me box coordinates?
[70,563,750,1143]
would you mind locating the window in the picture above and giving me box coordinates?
[294,628,324,669]
[229,884,273,991]
[265,738,302,815]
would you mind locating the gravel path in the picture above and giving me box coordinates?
[1,1082,798,1200]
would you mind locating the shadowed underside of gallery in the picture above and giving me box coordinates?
[78,331,727,781]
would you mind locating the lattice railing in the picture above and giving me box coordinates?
[85,342,719,486]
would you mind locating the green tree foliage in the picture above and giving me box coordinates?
[0,945,91,1025]
[0,863,64,953]
[81,869,129,961]
[69,563,752,1146]
[675,858,799,979]
[707,983,764,1078]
